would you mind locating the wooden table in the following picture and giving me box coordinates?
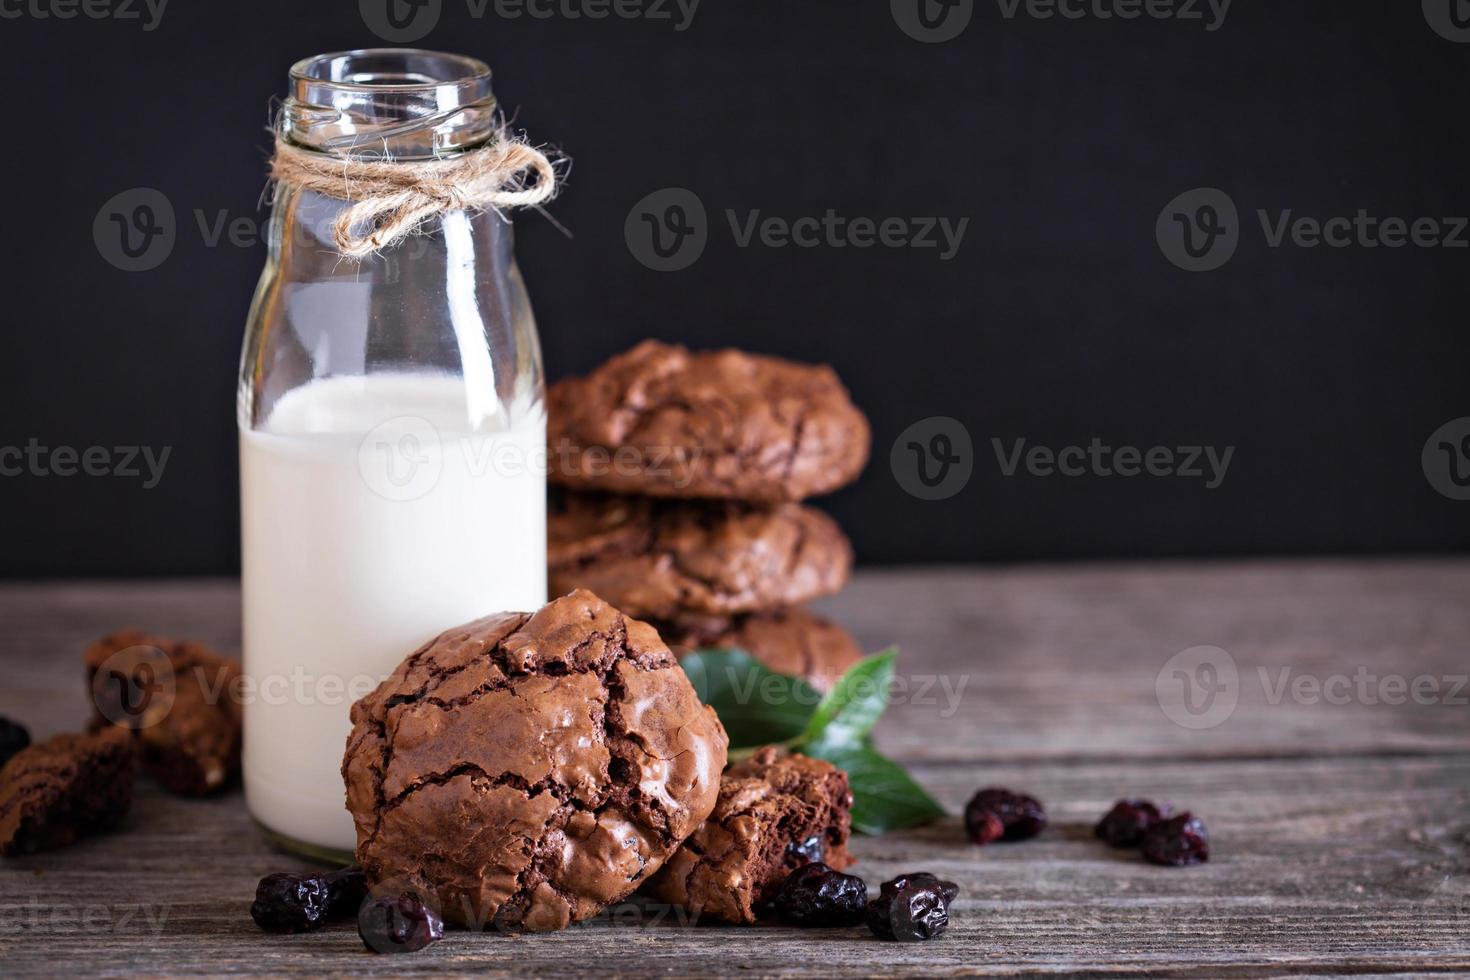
[2,562,1468,977]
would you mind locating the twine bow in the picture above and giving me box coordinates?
[269,130,558,259]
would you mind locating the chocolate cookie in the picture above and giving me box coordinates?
[85,629,242,796]
[658,607,864,693]
[549,341,870,502]
[342,590,728,932]
[548,492,853,620]
[0,728,135,856]
[646,747,854,924]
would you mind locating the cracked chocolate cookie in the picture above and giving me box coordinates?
[342,590,728,932]
[548,491,853,620]
[85,629,242,796]
[549,341,870,502]
[646,747,854,924]
[0,728,135,856]
[657,607,864,693]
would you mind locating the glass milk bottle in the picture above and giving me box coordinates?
[237,50,549,858]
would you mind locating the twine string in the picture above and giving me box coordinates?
[269,130,558,259]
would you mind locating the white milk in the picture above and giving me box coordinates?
[239,374,547,852]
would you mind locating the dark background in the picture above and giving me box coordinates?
[0,0,1465,577]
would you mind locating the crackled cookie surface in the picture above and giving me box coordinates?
[549,341,871,502]
[646,747,854,923]
[341,590,727,932]
[547,491,853,620]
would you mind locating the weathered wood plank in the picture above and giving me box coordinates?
[1,562,1467,975]
[0,757,1466,976]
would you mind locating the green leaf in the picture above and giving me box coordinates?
[807,740,947,835]
[679,648,823,749]
[800,647,898,748]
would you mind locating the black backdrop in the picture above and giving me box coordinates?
[0,0,1466,577]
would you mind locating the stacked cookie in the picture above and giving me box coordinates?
[547,340,872,691]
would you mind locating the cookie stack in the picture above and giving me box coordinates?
[546,340,872,691]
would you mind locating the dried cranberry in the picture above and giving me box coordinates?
[324,865,369,916]
[965,809,1005,845]
[0,717,30,769]
[1141,813,1210,867]
[866,873,956,942]
[786,834,825,864]
[965,787,1046,843]
[877,872,959,906]
[1095,799,1170,848]
[359,893,444,954]
[250,873,331,933]
[771,862,868,927]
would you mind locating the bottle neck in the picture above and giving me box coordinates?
[281,49,497,161]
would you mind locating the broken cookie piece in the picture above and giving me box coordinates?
[341,590,728,931]
[86,629,243,796]
[0,728,135,856]
[646,746,854,924]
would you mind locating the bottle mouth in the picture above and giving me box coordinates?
[283,49,497,158]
